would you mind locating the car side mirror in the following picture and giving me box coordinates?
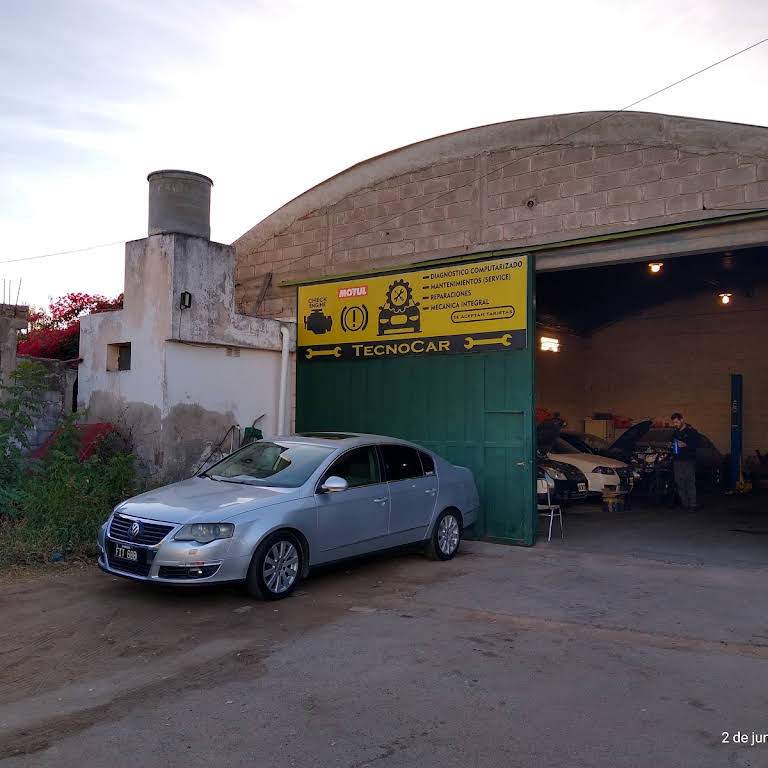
[321,476,349,493]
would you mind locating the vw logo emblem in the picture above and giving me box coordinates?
[130,521,141,538]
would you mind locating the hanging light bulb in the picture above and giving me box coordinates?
[648,262,663,274]
[718,292,732,305]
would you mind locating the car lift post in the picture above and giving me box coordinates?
[728,373,751,494]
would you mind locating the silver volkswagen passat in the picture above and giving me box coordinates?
[98,433,479,600]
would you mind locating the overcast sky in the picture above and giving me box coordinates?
[1,0,767,309]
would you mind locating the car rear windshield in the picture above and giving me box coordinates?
[205,442,334,487]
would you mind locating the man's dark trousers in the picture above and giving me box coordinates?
[673,460,696,508]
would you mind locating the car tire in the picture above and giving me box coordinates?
[425,509,462,561]
[246,531,303,601]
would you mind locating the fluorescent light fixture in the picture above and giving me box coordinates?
[540,336,560,352]
[648,262,663,274]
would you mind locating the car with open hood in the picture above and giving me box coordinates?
[539,419,633,497]
[98,433,479,600]
[537,420,589,505]
[560,421,652,464]
[631,427,726,497]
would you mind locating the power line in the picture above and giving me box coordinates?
[0,240,129,265]
[5,39,766,271]
[279,36,768,274]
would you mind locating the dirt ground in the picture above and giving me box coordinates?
[0,548,464,761]
[1,497,767,767]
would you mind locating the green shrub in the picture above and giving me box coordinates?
[0,365,138,567]
[0,360,46,513]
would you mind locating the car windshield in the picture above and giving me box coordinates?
[560,435,591,453]
[204,441,334,487]
[582,434,612,452]
[551,438,581,454]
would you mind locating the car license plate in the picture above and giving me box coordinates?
[578,483,586,492]
[114,544,139,562]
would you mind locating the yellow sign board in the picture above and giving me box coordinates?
[297,255,528,361]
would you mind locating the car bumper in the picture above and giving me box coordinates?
[545,478,588,504]
[98,522,251,585]
[586,473,624,495]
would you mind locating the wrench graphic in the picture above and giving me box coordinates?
[463,333,513,350]
[305,346,342,359]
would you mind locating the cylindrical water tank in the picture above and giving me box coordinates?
[147,170,213,239]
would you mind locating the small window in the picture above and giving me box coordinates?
[107,343,131,372]
[380,445,424,482]
[323,447,380,488]
[419,451,435,476]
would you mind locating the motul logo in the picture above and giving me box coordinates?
[338,286,368,299]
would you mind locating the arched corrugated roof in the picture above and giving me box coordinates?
[234,111,768,253]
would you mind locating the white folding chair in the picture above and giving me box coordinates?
[537,477,564,542]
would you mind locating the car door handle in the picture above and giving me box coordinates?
[373,497,388,503]
[425,489,437,495]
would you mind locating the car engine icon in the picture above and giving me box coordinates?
[304,309,333,334]
[378,279,420,336]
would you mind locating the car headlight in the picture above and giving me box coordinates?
[545,468,567,481]
[592,466,616,475]
[174,523,235,544]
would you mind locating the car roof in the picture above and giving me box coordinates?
[273,433,429,451]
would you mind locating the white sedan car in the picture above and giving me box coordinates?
[547,437,632,497]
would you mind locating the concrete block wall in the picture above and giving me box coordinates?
[2,307,76,454]
[586,287,768,456]
[535,324,589,429]
[0,304,28,389]
[233,113,768,320]
[16,355,77,453]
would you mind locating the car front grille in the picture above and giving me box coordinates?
[158,565,220,580]
[109,514,174,545]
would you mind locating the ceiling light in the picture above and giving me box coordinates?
[648,262,663,274]
[719,293,732,305]
[540,336,560,353]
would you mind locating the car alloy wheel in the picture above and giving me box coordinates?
[247,531,303,600]
[425,509,462,561]
[263,540,299,594]
[437,514,460,556]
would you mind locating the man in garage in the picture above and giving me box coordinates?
[670,413,700,510]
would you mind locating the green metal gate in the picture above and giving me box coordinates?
[295,253,536,544]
